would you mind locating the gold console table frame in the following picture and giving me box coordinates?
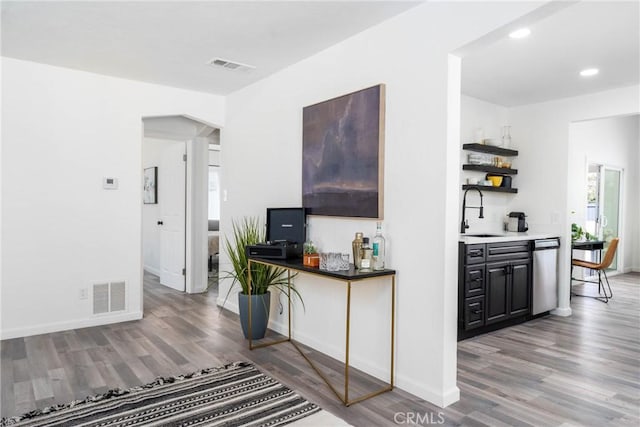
[247,257,396,406]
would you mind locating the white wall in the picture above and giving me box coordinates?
[508,86,640,316]
[142,137,185,276]
[569,114,640,272]
[1,57,225,339]
[220,1,545,407]
[460,95,512,232]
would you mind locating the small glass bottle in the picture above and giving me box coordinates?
[352,232,364,269]
[372,222,386,270]
[501,126,512,149]
[360,237,373,270]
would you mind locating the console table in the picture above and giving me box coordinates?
[247,257,396,406]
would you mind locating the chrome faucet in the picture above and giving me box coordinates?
[461,188,484,233]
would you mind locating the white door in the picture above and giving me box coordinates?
[159,142,186,291]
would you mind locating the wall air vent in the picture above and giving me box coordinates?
[207,57,255,72]
[92,281,127,314]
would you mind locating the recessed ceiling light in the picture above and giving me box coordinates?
[580,68,599,77]
[509,28,531,39]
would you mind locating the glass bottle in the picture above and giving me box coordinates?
[360,237,373,270]
[372,222,386,270]
[352,232,363,269]
[501,126,512,149]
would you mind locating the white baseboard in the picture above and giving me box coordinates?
[394,374,460,408]
[551,307,572,317]
[216,302,458,408]
[630,267,640,273]
[144,265,161,277]
[269,317,392,383]
[0,311,143,340]
[269,317,460,407]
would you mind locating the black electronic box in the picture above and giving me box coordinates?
[245,208,307,259]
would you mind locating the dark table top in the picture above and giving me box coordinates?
[248,257,396,281]
[571,240,605,250]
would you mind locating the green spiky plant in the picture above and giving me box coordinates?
[222,217,303,305]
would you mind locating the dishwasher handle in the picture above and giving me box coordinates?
[534,238,560,250]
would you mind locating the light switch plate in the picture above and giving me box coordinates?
[103,177,118,189]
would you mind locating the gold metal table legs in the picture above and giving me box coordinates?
[246,259,395,406]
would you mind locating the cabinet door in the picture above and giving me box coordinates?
[464,264,485,298]
[485,262,509,325]
[509,259,531,317]
[464,296,485,330]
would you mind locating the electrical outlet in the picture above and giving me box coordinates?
[79,288,88,300]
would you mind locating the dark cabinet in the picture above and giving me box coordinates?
[458,240,532,340]
[486,262,509,324]
[485,259,531,325]
[509,260,531,317]
[464,296,485,330]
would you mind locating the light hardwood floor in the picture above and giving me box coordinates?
[1,272,639,426]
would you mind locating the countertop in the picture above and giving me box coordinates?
[459,232,559,244]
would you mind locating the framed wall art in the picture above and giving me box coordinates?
[302,84,385,218]
[143,166,157,204]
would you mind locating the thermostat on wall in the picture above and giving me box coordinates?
[103,177,118,189]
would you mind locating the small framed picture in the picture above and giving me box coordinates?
[143,167,157,204]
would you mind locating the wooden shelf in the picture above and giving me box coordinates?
[462,184,518,194]
[463,143,518,156]
[462,164,518,175]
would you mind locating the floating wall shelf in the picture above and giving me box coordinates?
[462,143,518,157]
[462,184,518,194]
[462,164,518,175]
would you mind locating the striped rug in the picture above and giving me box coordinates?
[1,362,345,426]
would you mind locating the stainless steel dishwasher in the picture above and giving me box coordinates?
[532,238,560,315]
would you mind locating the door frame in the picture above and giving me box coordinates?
[141,115,221,310]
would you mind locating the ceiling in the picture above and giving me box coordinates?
[461,1,640,107]
[1,1,420,95]
[3,1,637,105]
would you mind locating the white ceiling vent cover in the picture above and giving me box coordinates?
[93,281,127,314]
[207,57,255,72]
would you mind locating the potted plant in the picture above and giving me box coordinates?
[222,217,301,339]
[571,223,596,242]
[303,241,319,267]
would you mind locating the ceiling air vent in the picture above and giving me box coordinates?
[207,57,255,72]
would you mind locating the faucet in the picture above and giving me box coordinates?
[461,187,484,233]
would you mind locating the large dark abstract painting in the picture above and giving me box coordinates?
[302,84,385,218]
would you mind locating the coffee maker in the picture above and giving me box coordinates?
[506,212,528,232]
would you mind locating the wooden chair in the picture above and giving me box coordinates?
[571,237,619,303]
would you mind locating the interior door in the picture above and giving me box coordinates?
[159,142,186,291]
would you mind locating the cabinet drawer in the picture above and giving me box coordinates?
[464,296,485,330]
[486,241,531,262]
[465,244,486,264]
[464,265,485,298]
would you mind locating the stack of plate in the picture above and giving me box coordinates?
[467,153,493,165]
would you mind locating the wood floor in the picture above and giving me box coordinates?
[2,272,639,426]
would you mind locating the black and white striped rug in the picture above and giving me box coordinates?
[1,362,347,426]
